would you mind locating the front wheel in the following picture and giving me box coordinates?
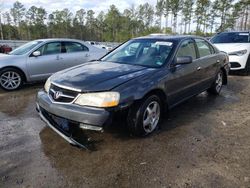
[0,68,24,91]
[127,95,162,136]
[207,70,223,95]
[243,55,250,75]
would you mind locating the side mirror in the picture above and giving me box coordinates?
[175,56,192,65]
[32,51,41,57]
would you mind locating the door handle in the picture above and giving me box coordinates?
[216,60,220,63]
[56,55,63,60]
[197,67,201,71]
[85,53,90,57]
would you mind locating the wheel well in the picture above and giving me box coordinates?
[0,66,27,82]
[141,89,168,111]
[220,67,227,85]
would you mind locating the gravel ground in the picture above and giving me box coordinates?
[0,75,249,188]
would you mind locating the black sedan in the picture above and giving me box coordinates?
[36,35,229,147]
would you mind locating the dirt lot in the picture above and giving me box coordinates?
[0,76,249,188]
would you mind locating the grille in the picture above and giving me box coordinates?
[49,84,79,103]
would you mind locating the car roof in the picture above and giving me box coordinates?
[217,31,250,34]
[134,34,206,42]
[34,38,85,43]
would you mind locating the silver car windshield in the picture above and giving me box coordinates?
[9,41,43,55]
[102,39,174,68]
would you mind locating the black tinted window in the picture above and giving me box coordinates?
[177,39,197,59]
[211,32,249,43]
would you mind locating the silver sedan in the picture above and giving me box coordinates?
[0,39,107,91]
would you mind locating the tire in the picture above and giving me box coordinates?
[207,70,223,95]
[127,95,162,136]
[243,55,250,76]
[0,68,24,91]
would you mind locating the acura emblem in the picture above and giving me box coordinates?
[54,91,63,99]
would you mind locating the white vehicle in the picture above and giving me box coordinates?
[211,31,250,75]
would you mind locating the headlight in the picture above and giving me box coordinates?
[44,77,51,93]
[228,49,247,56]
[74,92,120,107]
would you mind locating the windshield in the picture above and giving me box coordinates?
[101,39,174,68]
[211,32,250,43]
[9,41,43,55]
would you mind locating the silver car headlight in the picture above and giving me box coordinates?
[228,49,247,56]
[74,92,120,107]
[44,77,51,93]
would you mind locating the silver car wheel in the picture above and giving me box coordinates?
[142,101,160,133]
[215,72,223,93]
[0,71,21,90]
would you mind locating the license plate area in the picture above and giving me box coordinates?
[40,107,99,150]
[50,115,71,135]
[40,107,77,137]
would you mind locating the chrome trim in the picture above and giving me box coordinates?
[47,93,81,105]
[50,88,75,99]
[47,83,81,105]
[51,82,82,92]
[37,104,87,149]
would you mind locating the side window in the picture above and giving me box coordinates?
[35,45,45,55]
[65,42,88,53]
[176,39,197,60]
[195,39,213,57]
[207,43,215,54]
[36,42,62,55]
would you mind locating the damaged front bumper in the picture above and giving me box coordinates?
[36,90,112,148]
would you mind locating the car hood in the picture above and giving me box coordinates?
[213,43,250,53]
[51,61,155,92]
[0,53,22,62]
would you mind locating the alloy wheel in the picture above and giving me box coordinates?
[0,71,21,90]
[142,101,160,133]
[215,72,223,93]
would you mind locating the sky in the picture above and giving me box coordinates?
[0,0,192,32]
[0,0,157,14]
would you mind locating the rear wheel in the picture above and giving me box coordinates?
[127,95,162,136]
[0,68,24,91]
[207,70,223,95]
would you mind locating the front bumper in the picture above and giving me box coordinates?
[36,90,112,147]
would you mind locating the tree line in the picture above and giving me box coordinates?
[0,0,249,42]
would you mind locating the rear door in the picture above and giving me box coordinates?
[60,41,90,68]
[194,38,220,89]
[27,42,65,81]
[167,39,201,106]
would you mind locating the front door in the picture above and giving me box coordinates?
[27,42,65,81]
[166,39,201,107]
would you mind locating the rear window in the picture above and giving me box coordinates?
[64,42,88,53]
[195,39,214,57]
[211,32,250,43]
